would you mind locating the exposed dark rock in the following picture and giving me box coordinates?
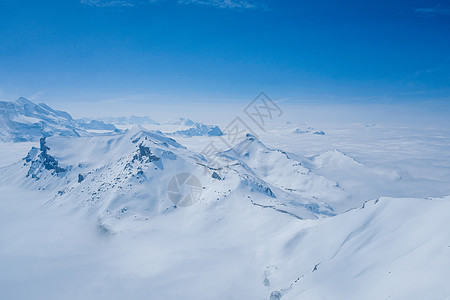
[264,187,275,198]
[313,263,319,272]
[78,174,85,183]
[25,137,66,176]
[212,171,222,180]
[39,137,50,153]
[132,143,160,163]
[40,152,65,173]
[269,291,282,300]
[38,138,65,173]
[24,147,39,162]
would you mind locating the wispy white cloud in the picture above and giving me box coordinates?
[81,0,134,7]
[178,0,260,10]
[414,61,450,76]
[80,0,159,7]
[81,0,264,10]
[28,91,45,101]
[98,94,158,104]
[415,6,450,16]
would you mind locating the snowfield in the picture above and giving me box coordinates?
[1,104,450,299]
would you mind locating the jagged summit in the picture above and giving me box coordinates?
[11,128,203,225]
[15,97,35,106]
[25,137,66,178]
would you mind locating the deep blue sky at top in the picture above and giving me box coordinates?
[0,0,449,107]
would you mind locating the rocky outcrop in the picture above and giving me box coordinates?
[132,143,160,163]
[25,137,66,178]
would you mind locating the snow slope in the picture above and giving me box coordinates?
[264,196,450,299]
[0,185,448,300]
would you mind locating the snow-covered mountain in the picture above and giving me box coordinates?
[0,98,118,142]
[0,126,408,229]
[169,123,223,137]
[222,134,342,207]
[82,116,223,137]
[0,98,83,142]
[170,117,196,126]
[76,120,118,131]
[87,115,160,126]
[2,126,336,231]
[292,125,325,135]
[158,117,224,137]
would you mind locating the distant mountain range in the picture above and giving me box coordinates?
[0,97,121,142]
[293,126,325,135]
[82,115,160,126]
[0,97,84,142]
[0,98,223,142]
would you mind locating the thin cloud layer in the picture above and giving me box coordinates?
[81,0,135,7]
[415,6,450,16]
[178,0,259,10]
[81,0,263,9]
[81,0,159,7]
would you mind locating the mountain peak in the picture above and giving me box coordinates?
[15,97,35,106]
[224,133,268,157]
[313,149,360,169]
[129,124,147,132]
[171,117,195,126]
[126,125,186,149]
[242,133,265,147]
[245,133,257,141]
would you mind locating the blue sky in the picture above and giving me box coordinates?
[0,0,449,117]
